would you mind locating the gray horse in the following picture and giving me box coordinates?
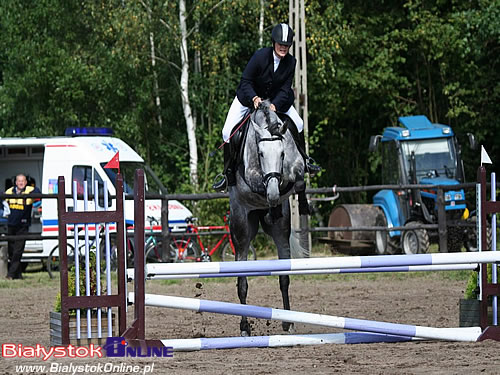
[228,100,306,336]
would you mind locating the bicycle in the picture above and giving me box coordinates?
[143,216,177,263]
[46,224,109,279]
[170,212,257,262]
[46,221,138,278]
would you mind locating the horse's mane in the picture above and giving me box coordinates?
[255,101,281,137]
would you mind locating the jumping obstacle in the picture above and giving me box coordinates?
[54,176,127,345]
[128,263,478,281]
[160,332,418,351]
[54,167,500,349]
[121,166,500,350]
[129,293,482,342]
[145,252,498,277]
[477,166,500,339]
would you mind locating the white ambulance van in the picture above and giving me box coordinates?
[0,128,192,266]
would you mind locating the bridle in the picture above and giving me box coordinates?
[254,124,284,188]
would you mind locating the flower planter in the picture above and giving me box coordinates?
[50,311,117,346]
[459,299,493,327]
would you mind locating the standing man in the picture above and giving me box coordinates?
[5,174,41,280]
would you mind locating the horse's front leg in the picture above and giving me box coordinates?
[230,207,259,337]
[279,274,294,333]
[237,276,251,336]
[263,202,295,334]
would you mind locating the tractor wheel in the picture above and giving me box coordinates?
[375,214,399,255]
[463,217,493,252]
[402,221,430,254]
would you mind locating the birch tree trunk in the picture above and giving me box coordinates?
[147,2,163,142]
[179,0,198,187]
[258,0,265,47]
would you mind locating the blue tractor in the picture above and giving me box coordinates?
[369,115,477,254]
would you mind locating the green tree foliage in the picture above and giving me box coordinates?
[0,0,498,224]
[306,0,499,206]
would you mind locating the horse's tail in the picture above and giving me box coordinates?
[289,228,311,259]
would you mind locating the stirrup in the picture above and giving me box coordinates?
[212,173,227,192]
[306,157,321,177]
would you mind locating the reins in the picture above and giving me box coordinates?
[210,111,252,157]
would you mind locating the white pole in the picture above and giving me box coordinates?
[134,263,478,281]
[477,183,483,301]
[94,180,102,338]
[146,251,500,276]
[83,181,91,339]
[104,181,112,337]
[161,332,419,351]
[132,293,481,342]
[72,181,81,340]
[491,172,497,325]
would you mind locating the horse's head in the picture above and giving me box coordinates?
[250,101,287,207]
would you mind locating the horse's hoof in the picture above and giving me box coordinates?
[240,331,250,337]
[282,322,295,334]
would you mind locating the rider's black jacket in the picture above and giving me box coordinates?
[236,47,296,113]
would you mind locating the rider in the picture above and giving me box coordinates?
[213,23,321,192]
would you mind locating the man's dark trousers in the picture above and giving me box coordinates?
[7,225,28,279]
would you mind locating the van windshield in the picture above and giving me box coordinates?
[100,162,167,195]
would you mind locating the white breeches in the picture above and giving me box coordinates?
[222,96,303,142]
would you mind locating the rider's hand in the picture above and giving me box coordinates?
[269,103,276,112]
[252,96,262,109]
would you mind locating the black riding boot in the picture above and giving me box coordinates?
[287,122,321,176]
[212,142,236,192]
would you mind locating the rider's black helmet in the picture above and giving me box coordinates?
[271,23,294,46]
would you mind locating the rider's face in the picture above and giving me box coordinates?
[274,43,290,59]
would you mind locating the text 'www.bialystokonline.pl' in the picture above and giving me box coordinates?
[15,363,155,374]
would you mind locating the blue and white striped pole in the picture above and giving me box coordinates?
[146,251,500,277]
[130,293,482,342]
[161,332,418,351]
[129,263,477,281]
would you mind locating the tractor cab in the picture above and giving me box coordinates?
[370,115,475,254]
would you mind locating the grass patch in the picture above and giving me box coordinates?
[0,268,59,289]
[156,276,234,286]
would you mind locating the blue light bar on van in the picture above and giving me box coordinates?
[65,127,113,136]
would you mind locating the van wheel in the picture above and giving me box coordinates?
[402,221,429,254]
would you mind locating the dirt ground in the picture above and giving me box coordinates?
[1,268,500,375]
